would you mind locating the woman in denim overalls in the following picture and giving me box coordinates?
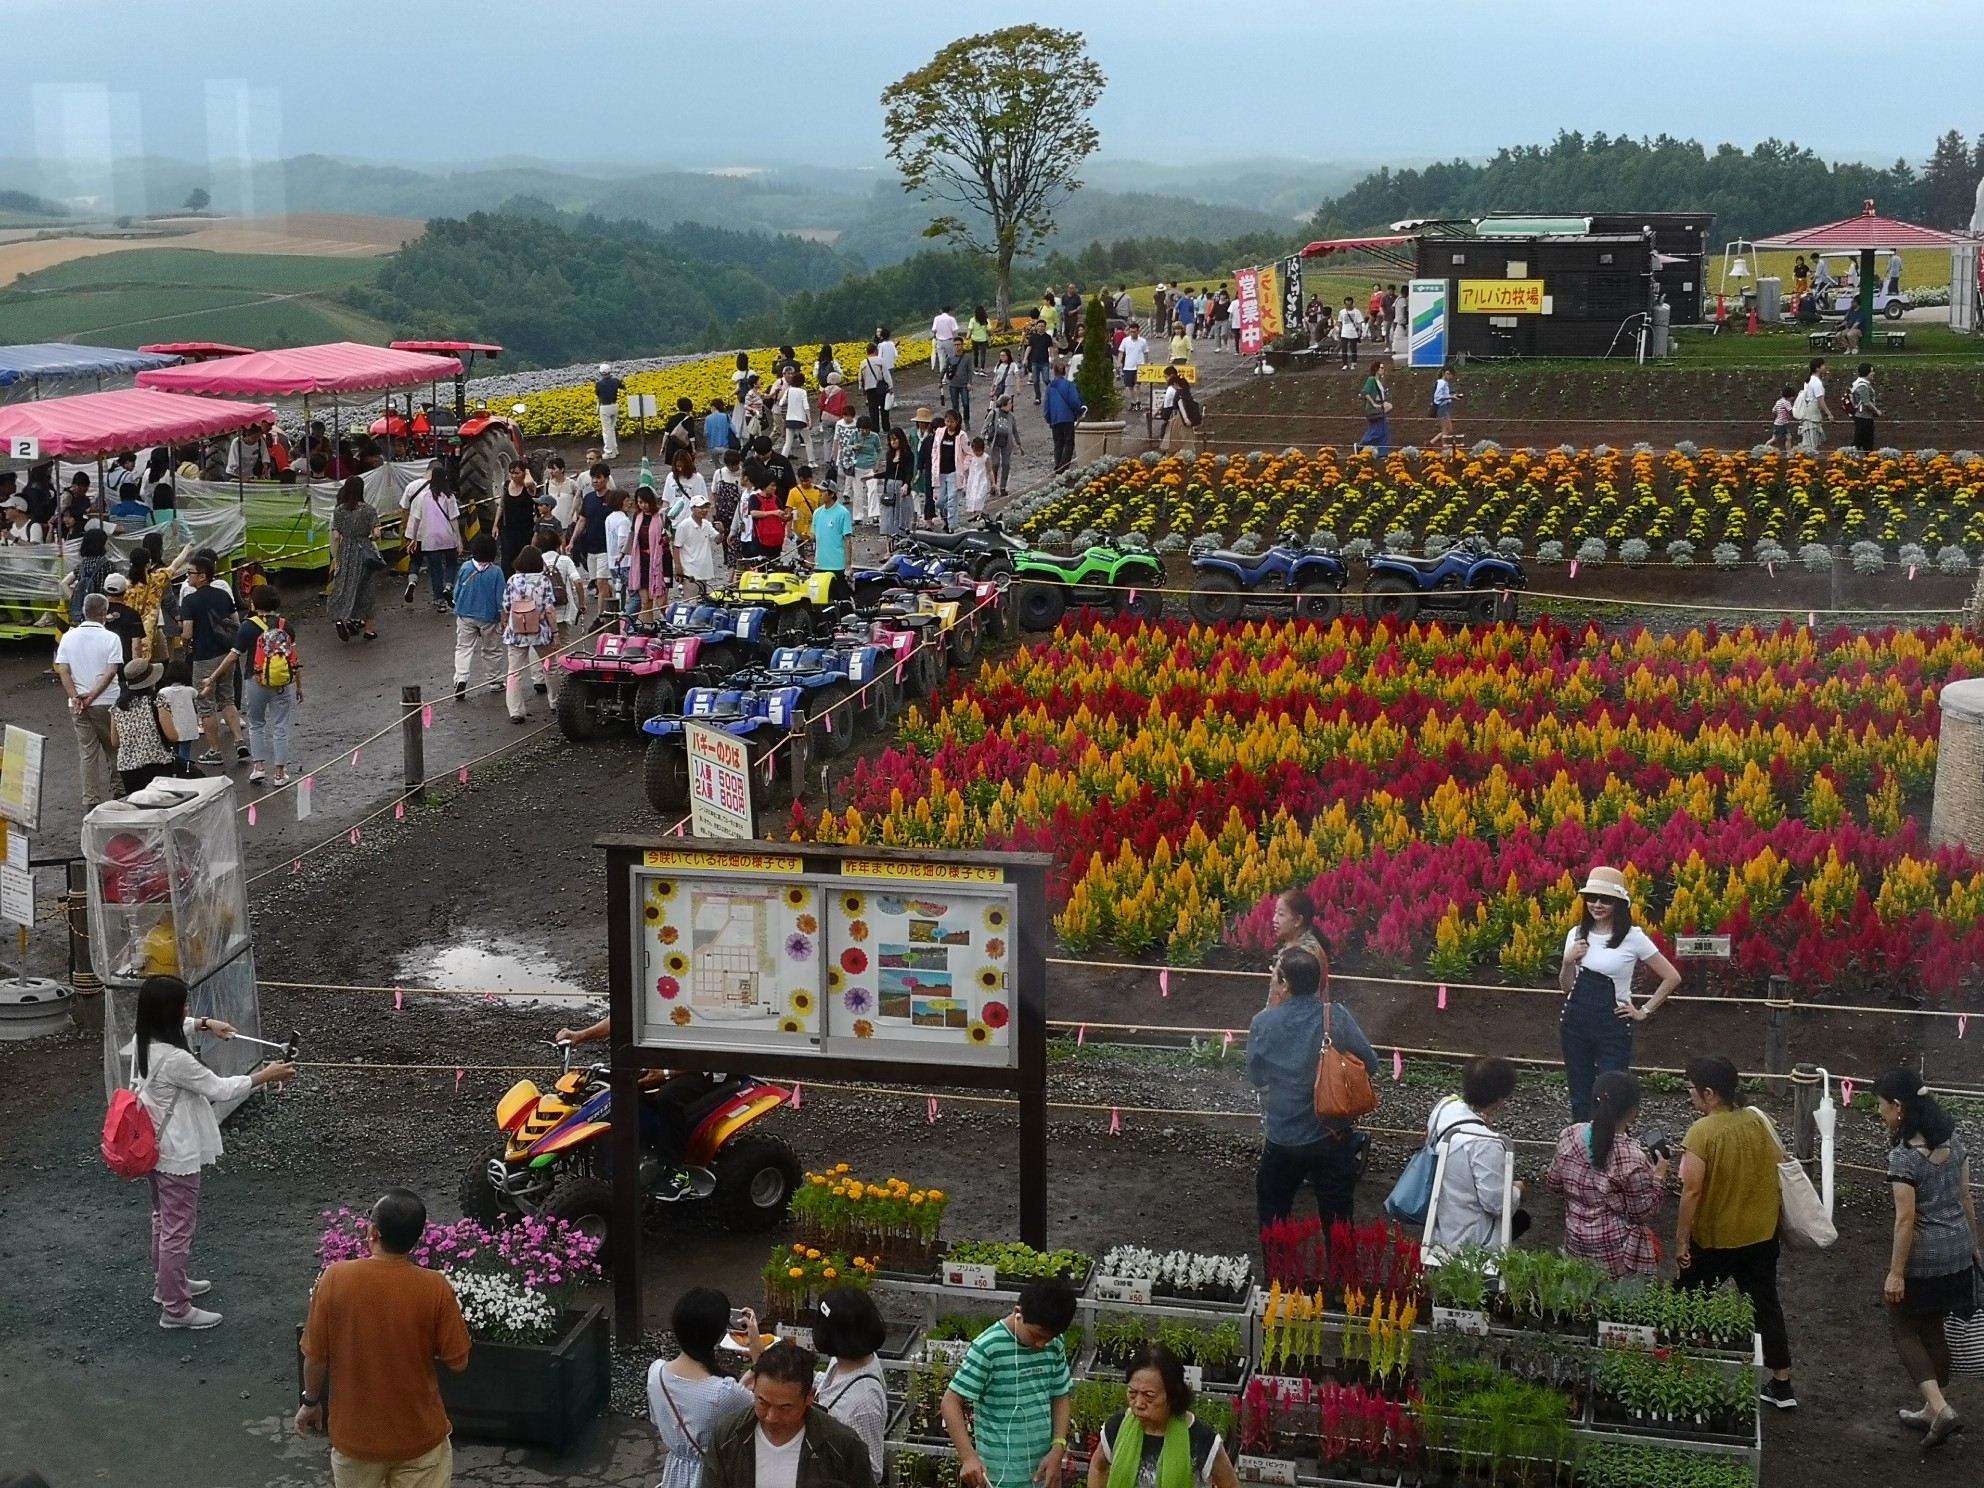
[1558,867,1681,1122]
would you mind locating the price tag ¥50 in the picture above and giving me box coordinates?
[1091,1275,1153,1306]
[943,1261,997,1291]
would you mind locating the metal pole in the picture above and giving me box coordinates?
[401,685,425,795]
[1762,974,1792,1096]
[1016,861,1050,1250]
[1861,247,1876,353]
[605,848,642,1343]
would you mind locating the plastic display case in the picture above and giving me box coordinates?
[84,777,263,1108]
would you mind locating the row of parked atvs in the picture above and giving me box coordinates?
[555,522,1526,830]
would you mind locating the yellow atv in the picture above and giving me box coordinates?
[709,566,839,645]
[874,584,983,671]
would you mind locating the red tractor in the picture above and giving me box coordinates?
[371,343,529,541]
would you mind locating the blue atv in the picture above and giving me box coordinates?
[641,685,803,821]
[852,551,1014,644]
[1188,540,1350,624]
[760,643,897,755]
[656,601,776,673]
[1362,535,1525,624]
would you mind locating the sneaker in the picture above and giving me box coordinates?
[159,1305,222,1330]
[1924,1407,1964,1449]
[152,1280,212,1305]
[235,743,251,761]
[195,751,224,767]
[403,576,417,602]
[511,713,527,724]
[248,767,266,784]
[273,770,289,787]
[1759,1378,1798,1410]
[454,681,467,700]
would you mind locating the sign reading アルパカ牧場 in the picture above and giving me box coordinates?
[1457,279,1546,314]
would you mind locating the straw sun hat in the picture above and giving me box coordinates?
[1577,866,1630,901]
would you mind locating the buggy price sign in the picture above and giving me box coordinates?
[684,720,753,840]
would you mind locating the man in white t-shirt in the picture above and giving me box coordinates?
[54,593,127,806]
[930,306,960,369]
[1336,298,1365,369]
[875,330,899,376]
[700,1341,877,1488]
[674,496,721,595]
[1795,357,1832,455]
[777,367,813,463]
[1116,324,1149,411]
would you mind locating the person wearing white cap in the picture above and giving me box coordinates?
[594,363,624,461]
[1558,865,1680,1123]
[673,494,720,597]
[0,493,44,544]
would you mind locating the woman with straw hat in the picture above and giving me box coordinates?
[1558,866,1680,1123]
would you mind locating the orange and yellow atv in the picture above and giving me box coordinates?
[459,1046,799,1258]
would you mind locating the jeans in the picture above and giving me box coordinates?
[149,1170,201,1316]
[453,617,502,689]
[938,472,960,530]
[1340,336,1360,368]
[420,547,458,602]
[1560,975,1634,1123]
[987,443,1013,496]
[1028,362,1049,401]
[242,679,293,766]
[949,386,972,427]
[1050,422,1076,471]
[506,642,551,718]
[1679,1235,1790,1370]
[72,705,116,806]
[1257,1130,1368,1233]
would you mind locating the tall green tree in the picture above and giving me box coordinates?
[880,26,1105,324]
[1073,294,1119,422]
[1923,129,1976,228]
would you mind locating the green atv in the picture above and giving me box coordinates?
[1012,546,1167,630]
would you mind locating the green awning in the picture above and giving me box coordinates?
[1474,217,1591,236]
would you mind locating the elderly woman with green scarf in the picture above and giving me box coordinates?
[1088,1345,1241,1488]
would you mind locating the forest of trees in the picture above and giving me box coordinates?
[1312,131,1984,240]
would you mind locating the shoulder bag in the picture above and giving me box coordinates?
[1747,1106,1836,1249]
[1946,1267,1984,1375]
[1384,1096,1489,1225]
[653,1368,707,1459]
[1314,1001,1380,1121]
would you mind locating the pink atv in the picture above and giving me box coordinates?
[554,617,758,741]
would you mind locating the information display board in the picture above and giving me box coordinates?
[631,847,1020,1067]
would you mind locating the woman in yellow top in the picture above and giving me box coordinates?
[785,469,825,564]
[1169,328,1193,365]
[967,306,992,371]
[126,537,195,661]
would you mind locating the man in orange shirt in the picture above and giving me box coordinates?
[296,1189,471,1487]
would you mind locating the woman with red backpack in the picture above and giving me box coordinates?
[121,974,295,1329]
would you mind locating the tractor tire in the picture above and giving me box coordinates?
[1016,582,1067,631]
[1294,583,1344,624]
[456,425,519,543]
[947,615,982,667]
[1465,591,1501,626]
[633,675,682,728]
[1189,574,1244,624]
[810,684,858,759]
[458,1142,518,1230]
[1363,573,1420,624]
[644,738,690,813]
[1116,586,1164,624]
[543,1177,616,1257]
[555,679,599,742]
[711,1134,802,1232]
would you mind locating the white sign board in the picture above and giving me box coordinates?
[1091,1275,1153,1306]
[627,394,660,420]
[1674,934,1732,959]
[685,722,753,840]
[9,436,39,461]
[0,726,45,832]
[0,840,32,926]
[1236,1457,1298,1486]
[942,1261,998,1291]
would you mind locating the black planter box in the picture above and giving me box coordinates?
[442,1306,610,1452]
[295,1306,608,1455]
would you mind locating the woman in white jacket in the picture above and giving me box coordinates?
[1425,1056,1525,1253]
[131,974,294,1329]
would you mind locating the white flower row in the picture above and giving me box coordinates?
[448,1270,560,1341]
[1098,1245,1250,1291]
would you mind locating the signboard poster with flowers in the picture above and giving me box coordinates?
[827,882,1014,1063]
[639,868,824,1046]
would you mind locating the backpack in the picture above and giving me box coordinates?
[251,617,296,687]
[102,1082,167,1179]
[548,559,570,610]
[1177,387,1204,428]
[508,579,545,637]
[1314,1001,1380,1121]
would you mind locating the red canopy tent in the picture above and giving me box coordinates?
[0,388,274,460]
[137,342,254,362]
[1299,235,1420,275]
[134,341,463,397]
[1756,200,1962,333]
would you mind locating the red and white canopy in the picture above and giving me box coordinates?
[136,341,464,398]
[0,388,275,459]
[1755,200,1964,253]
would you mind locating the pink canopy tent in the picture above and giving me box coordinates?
[1755,200,1962,253]
[134,341,463,397]
[0,387,275,460]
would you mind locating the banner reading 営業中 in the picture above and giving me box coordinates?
[1407,279,1448,368]
[1234,268,1265,354]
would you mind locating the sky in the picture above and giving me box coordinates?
[2,0,1979,178]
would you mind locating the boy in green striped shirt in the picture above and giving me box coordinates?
[943,1282,1078,1488]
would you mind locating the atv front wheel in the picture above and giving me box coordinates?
[1189,574,1243,624]
[1016,582,1067,631]
[947,615,982,667]
[1465,591,1500,626]
[1363,573,1420,624]
[769,604,813,645]
[712,1133,802,1231]
[1294,582,1344,624]
[543,1177,615,1257]
[644,738,690,812]
[810,684,858,758]
[458,1141,519,1230]
[1116,586,1164,624]
[555,679,598,741]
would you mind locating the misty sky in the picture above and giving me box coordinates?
[3,0,1978,176]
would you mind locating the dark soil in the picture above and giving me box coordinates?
[1209,361,1984,453]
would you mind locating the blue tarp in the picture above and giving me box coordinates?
[0,343,181,385]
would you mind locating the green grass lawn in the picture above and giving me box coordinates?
[11,249,381,292]
[0,249,391,349]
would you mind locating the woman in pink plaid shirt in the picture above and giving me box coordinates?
[1547,1070,1670,1278]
